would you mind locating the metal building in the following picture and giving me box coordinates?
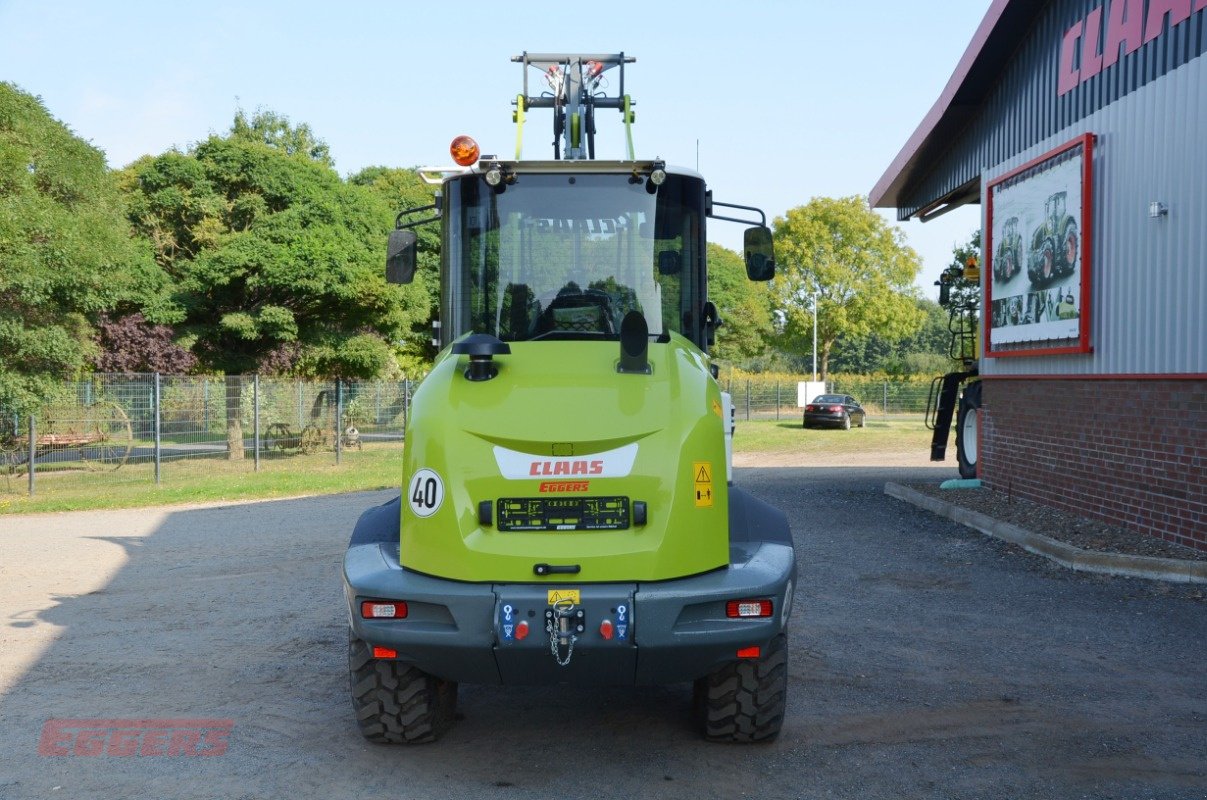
[873,0,1205,549]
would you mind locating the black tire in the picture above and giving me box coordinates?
[955,381,982,479]
[802,414,808,429]
[842,414,851,431]
[695,633,788,743]
[348,631,457,744]
[858,414,866,428]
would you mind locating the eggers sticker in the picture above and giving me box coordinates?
[407,469,444,518]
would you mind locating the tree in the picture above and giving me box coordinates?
[0,82,166,416]
[770,196,924,381]
[93,313,197,374]
[826,298,952,375]
[123,112,412,458]
[347,166,440,375]
[706,243,772,364]
[230,108,333,167]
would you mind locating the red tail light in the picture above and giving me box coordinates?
[372,646,397,659]
[726,599,773,618]
[830,405,843,412]
[736,646,761,659]
[361,600,408,619]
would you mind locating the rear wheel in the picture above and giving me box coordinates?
[842,414,851,430]
[1063,221,1078,271]
[348,631,457,744]
[956,381,982,479]
[695,633,787,743]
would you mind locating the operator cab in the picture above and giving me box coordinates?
[442,163,707,349]
[391,160,775,354]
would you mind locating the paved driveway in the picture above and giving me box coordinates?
[1,466,1203,799]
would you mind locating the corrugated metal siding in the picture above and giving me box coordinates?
[979,54,1206,376]
[899,0,1207,218]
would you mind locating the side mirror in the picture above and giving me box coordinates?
[743,226,775,281]
[386,229,418,284]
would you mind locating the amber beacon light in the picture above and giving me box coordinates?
[450,135,480,166]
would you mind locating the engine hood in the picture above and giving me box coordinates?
[397,335,729,583]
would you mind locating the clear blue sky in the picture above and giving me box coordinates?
[0,0,986,294]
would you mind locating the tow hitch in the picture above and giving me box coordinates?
[545,599,585,666]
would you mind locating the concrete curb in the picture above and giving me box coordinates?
[885,482,1207,585]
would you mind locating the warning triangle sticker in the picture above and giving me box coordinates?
[694,464,711,483]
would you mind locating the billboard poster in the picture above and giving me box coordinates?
[985,134,1093,357]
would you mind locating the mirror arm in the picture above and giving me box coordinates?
[707,199,767,227]
[395,214,439,230]
[394,200,440,230]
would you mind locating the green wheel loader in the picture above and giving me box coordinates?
[344,53,796,743]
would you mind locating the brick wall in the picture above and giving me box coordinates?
[980,378,1207,551]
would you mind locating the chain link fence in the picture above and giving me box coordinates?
[721,379,933,422]
[1,374,421,497]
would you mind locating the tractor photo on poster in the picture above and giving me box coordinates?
[985,135,1091,354]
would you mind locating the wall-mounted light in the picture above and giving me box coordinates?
[1149,201,1169,219]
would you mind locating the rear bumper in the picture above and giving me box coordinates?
[344,539,796,686]
[804,411,846,427]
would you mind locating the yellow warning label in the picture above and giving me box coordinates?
[547,589,580,605]
[711,399,723,418]
[693,461,714,507]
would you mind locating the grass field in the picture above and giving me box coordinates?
[0,416,931,514]
[732,416,932,457]
[0,446,403,514]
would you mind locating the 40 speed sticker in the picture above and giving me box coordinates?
[407,469,444,518]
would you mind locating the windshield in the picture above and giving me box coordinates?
[441,172,704,344]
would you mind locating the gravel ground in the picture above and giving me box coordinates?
[1,469,1205,799]
[907,482,1207,563]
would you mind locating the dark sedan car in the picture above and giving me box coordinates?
[803,394,866,430]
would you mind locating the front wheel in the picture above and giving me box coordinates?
[955,381,982,479]
[348,631,457,744]
[695,633,788,743]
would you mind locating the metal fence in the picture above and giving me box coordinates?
[2,373,931,496]
[1,374,420,496]
[722,379,933,421]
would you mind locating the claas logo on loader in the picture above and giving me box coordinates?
[528,460,604,477]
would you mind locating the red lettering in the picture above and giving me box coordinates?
[1081,7,1104,80]
[571,461,588,475]
[167,728,203,756]
[1104,0,1144,68]
[539,481,590,493]
[1144,0,1192,42]
[529,462,541,476]
[140,728,169,756]
[1197,0,1207,12]
[37,722,73,756]
[107,728,139,756]
[1057,20,1083,95]
[74,729,106,756]
[553,461,569,475]
[590,460,604,475]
